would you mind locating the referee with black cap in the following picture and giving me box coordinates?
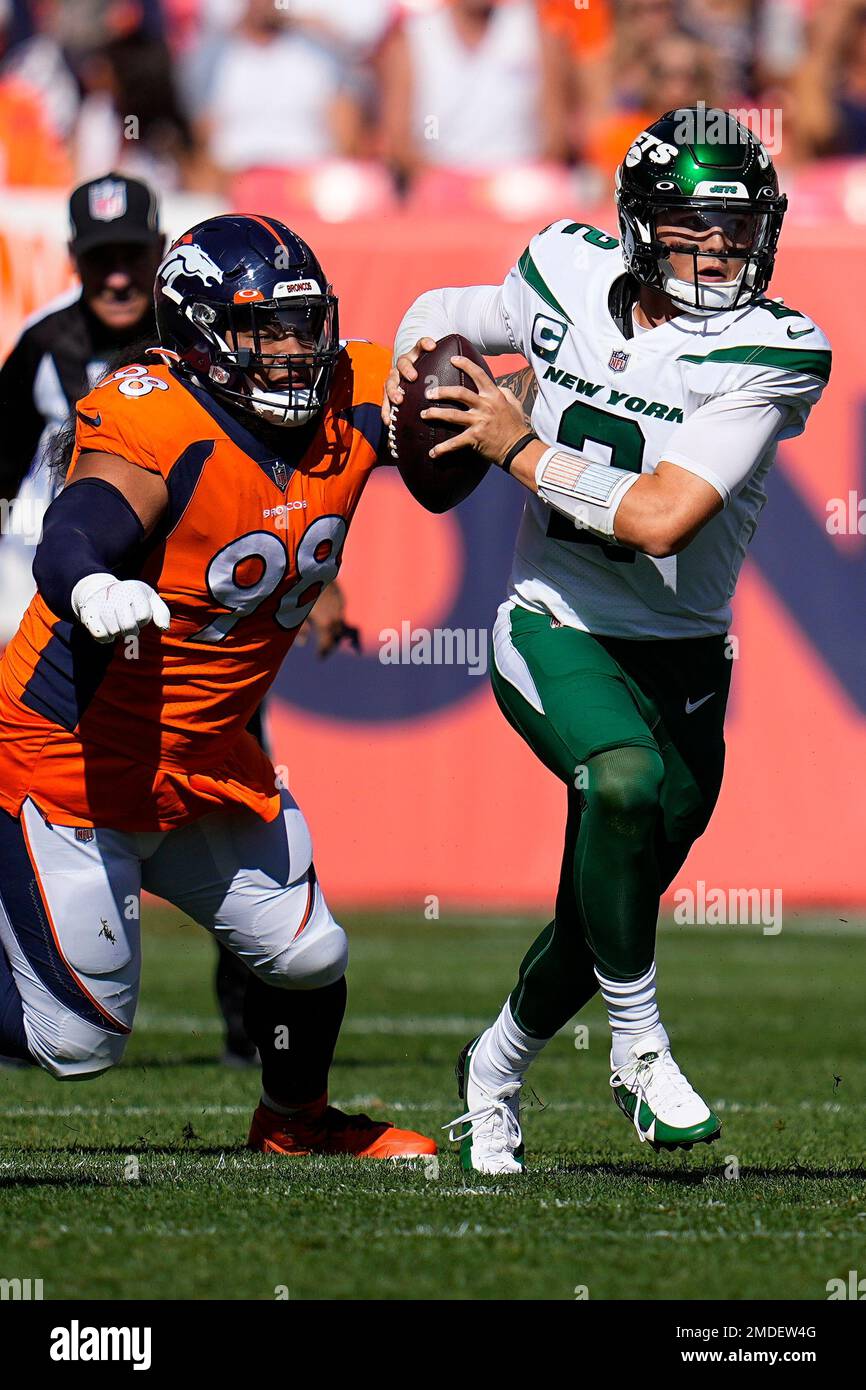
[0,171,165,626]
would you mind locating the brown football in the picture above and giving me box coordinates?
[388,333,493,513]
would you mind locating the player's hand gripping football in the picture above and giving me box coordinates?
[383,339,528,467]
[421,353,529,467]
[71,573,172,644]
[382,336,438,425]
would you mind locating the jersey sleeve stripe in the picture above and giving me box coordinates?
[517,246,574,324]
[677,345,831,383]
[163,440,215,538]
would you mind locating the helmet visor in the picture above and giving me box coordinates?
[226,300,336,377]
[654,204,770,257]
[652,204,775,311]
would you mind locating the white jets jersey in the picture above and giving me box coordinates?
[496,219,831,636]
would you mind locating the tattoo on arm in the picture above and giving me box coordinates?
[495,366,539,426]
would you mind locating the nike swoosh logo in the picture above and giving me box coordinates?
[787,326,814,339]
[76,408,102,428]
[685,692,715,714]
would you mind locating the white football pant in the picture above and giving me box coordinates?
[0,790,347,1079]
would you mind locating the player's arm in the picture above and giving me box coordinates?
[494,365,539,427]
[32,450,171,641]
[0,333,48,507]
[385,220,579,424]
[423,356,801,558]
[383,284,517,424]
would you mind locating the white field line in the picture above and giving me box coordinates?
[384,1227,866,1242]
[0,1098,858,1119]
[308,917,861,939]
[12,1220,858,1242]
[338,918,866,936]
[133,1011,487,1036]
[656,918,866,937]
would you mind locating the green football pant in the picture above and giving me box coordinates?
[490,602,732,1038]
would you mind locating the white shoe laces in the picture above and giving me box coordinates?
[610,1049,697,1143]
[444,1082,523,1154]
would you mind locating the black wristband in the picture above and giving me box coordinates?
[500,431,538,475]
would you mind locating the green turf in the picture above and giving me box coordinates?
[1,907,864,1300]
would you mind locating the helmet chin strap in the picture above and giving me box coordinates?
[659,258,748,316]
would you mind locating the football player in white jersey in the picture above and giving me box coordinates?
[385,109,831,1173]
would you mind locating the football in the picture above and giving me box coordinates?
[389,333,493,513]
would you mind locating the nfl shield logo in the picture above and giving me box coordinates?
[75,827,95,843]
[89,178,127,223]
[608,349,630,373]
[271,460,288,489]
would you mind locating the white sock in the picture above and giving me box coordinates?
[594,962,669,1070]
[470,999,550,1092]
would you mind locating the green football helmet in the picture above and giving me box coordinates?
[615,107,787,316]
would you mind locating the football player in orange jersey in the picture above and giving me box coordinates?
[0,213,436,1160]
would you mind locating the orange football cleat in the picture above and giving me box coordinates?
[247,1096,437,1159]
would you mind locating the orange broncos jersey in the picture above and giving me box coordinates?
[0,340,391,831]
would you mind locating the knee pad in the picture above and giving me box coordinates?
[27,1012,128,1081]
[248,883,349,991]
[273,913,349,991]
[586,747,664,828]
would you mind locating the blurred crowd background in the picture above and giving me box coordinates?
[0,0,864,215]
[0,0,862,909]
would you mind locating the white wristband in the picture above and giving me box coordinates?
[535,447,640,539]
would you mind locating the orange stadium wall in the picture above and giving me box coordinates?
[1,199,863,909]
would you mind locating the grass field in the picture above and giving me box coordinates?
[1,906,864,1301]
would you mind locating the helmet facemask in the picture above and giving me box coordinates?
[652,202,776,315]
[189,294,339,427]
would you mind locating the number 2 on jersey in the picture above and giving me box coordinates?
[547,401,645,563]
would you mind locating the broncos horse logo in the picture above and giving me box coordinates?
[159,242,224,291]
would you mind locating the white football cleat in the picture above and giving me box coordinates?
[444,1035,525,1174]
[610,1034,721,1152]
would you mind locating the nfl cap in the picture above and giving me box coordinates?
[69,173,162,255]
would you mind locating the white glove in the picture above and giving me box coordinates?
[71,572,171,644]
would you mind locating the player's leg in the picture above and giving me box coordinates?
[0,800,143,1078]
[451,604,670,1169]
[214,941,257,1066]
[510,788,598,1033]
[588,632,733,1150]
[450,783,596,1172]
[636,635,733,895]
[453,605,723,1167]
[143,789,436,1159]
[490,632,730,1042]
[211,703,273,1069]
